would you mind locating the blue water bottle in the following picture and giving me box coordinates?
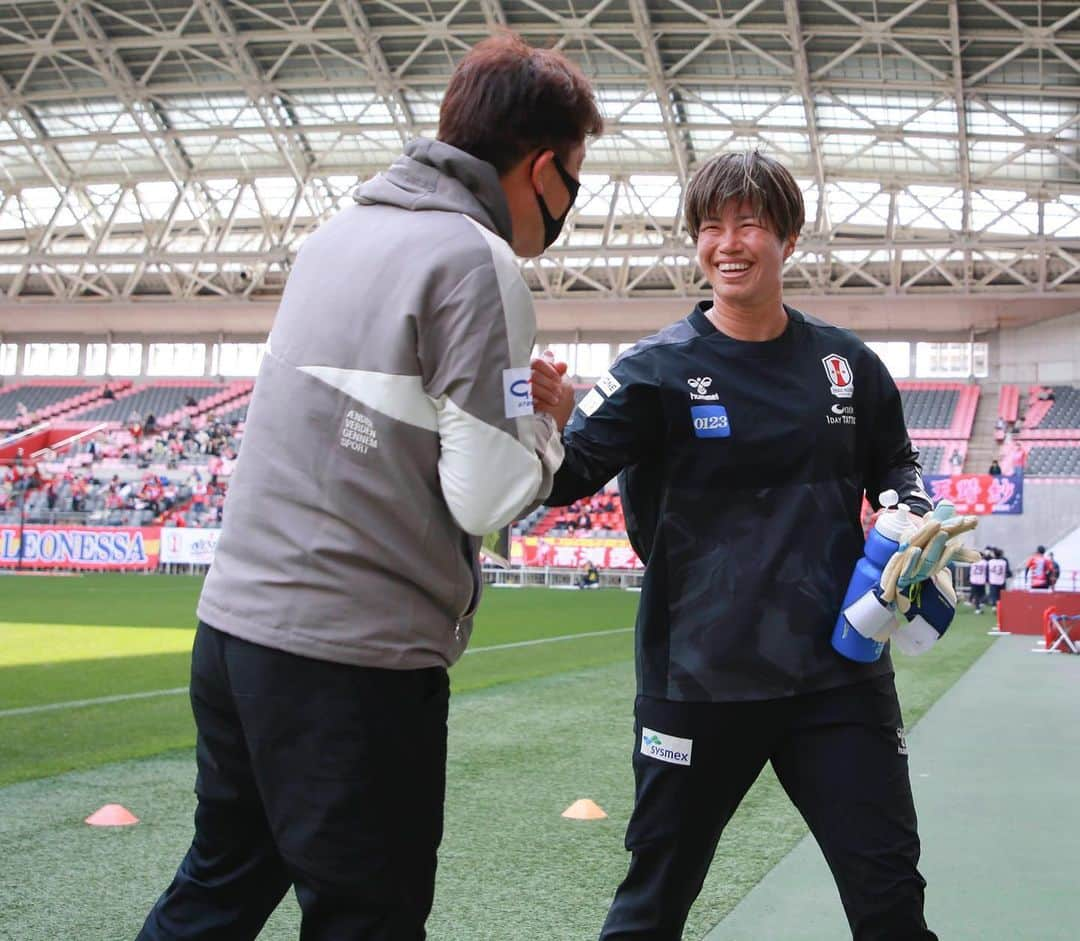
[831,490,917,662]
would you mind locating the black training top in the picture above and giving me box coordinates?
[547,302,932,702]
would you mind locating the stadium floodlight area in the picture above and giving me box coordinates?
[0,0,1076,308]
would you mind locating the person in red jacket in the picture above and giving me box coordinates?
[1026,545,1050,589]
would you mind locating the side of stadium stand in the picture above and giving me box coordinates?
[0,380,134,430]
[895,381,978,440]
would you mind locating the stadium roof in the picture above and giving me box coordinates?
[0,0,1078,324]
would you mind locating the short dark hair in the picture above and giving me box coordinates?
[684,150,805,242]
[438,31,603,175]
[1037,545,1046,553]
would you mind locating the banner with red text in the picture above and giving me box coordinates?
[924,473,1023,515]
[0,525,161,570]
[511,535,643,569]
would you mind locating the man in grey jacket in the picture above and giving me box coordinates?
[137,32,602,941]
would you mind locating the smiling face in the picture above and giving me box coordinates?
[695,199,797,310]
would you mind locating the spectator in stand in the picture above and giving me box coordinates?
[987,459,1002,476]
[967,552,989,614]
[1047,552,1061,591]
[575,510,592,531]
[1025,545,1051,589]
[69,476,84,513]
[184,393,198,408]
[144,412,157,435]
[189,472,208,518]
[949,449,963,473]
[103,385,116,400]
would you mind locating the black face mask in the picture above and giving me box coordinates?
[534,153,580,249]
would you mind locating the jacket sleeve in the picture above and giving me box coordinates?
[862,352,933,516]
[547,351,663,506]
[417,252,561,536]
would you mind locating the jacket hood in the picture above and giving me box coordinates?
[354,138,513,244]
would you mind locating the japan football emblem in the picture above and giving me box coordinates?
[822,354,854,399]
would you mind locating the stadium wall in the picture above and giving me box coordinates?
[995,310,1080,385]
[971,479,1080,569]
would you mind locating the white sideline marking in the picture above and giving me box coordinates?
[463,626,633,654]
[0,628,634,718]
[0,686,188,718]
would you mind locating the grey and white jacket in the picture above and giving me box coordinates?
[198,139,562,669]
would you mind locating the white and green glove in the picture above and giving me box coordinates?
[878,501,981,616]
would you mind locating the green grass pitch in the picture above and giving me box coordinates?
[0,573,995,940]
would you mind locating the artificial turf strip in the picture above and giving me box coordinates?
[0,574,639,636]
[0,573,202,628]
[0,614,994,941]
[0,586,639,786]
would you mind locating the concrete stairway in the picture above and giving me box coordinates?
[964,381,999,474]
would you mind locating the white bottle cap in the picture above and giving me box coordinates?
[875,503,917,543]
[878,489,899,509]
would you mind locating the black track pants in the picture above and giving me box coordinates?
[599,676,937,941]
[137,622,449,941]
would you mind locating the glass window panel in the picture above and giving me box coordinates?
[973,343,988,378]
[214,342,265,376]
[0,343,17,375]
[147,343,206,376]
[109,343,143,376]
[915,342,987,378]
[84,343,107,375]
[575,344,613,378]
[867,341,910,379]
[23,342,78,376]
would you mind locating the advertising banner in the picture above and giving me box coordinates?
[924,473,1023,515]
[159,527,222,565]
[511,535,643,569]
[0,525,161,570]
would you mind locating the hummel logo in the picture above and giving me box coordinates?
[687,377,712,395]
[831,404,854,416]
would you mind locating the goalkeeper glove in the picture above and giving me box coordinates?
[892,568,958,656]
[878,500,981,615]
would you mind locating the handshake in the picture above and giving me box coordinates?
[835,499,981,660]
[529,353,576,430]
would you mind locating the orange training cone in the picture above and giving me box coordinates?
[85,804,139,827]
[561,798,608,820]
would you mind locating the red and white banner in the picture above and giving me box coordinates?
[511,535,643,569]
[160,527,222,565]
[0,525,161,570]
[924,473,1023,515]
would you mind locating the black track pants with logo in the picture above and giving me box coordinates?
[136,622,449,941]
[598,676,937,941]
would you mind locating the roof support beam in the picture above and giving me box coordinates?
[628,0,691,191]
[337,0,416,145]
[784,0,828,232]
[948,0,973,288]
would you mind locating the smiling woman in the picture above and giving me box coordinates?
[685,151,806,343]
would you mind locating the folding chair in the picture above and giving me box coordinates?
[1034,612,1080,654]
